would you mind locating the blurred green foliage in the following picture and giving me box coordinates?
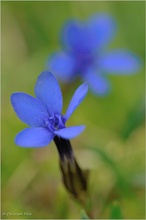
[81,209,90,219]
[2,1,145,219]
[109,201,123,219]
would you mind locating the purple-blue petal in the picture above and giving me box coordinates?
[34,71,62,116]
[47,52,75,82]
[83,69,110,96]
[11,92,48,127]
[61,20,95,53]
[61,20,83,50]
[64,83,88,121]
[100,50,141,74]
[54,126,85,139]
[15,127,54,147]
[88,13,116,49]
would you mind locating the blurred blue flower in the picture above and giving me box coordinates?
[11,71,88,147]
[47,13,141,96]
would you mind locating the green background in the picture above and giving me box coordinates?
[2,1,145,219]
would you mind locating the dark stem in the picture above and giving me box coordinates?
[53,136,73,161]
[53,136,92,217]
[53,136,88,195]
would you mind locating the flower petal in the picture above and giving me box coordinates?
[11,92,48,127]
[64,83,88,121]
[61,20,83,50]
[47,52,75,82]
[88,13,116,48]
[34,71,62,116]
[83,69,110,96]
[100,50,141,74]
[54,126,85,139]
[15,127,54,147]
[61,20,95,53]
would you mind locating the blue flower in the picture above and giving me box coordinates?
[11,71,88,147]
[47,13,141,96]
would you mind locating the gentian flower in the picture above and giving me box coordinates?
[11,71,88,148]
[47,13,141,96]
[11,71,89,200]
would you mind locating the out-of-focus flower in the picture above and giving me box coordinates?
[48,13,141,96]
[11,71,88,147]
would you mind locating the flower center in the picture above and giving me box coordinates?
[75,52,94,73]
[44,114,65,133]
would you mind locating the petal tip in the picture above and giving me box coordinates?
[10,92,20,103]
[37,70,55,80]
[83,82,89,91]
